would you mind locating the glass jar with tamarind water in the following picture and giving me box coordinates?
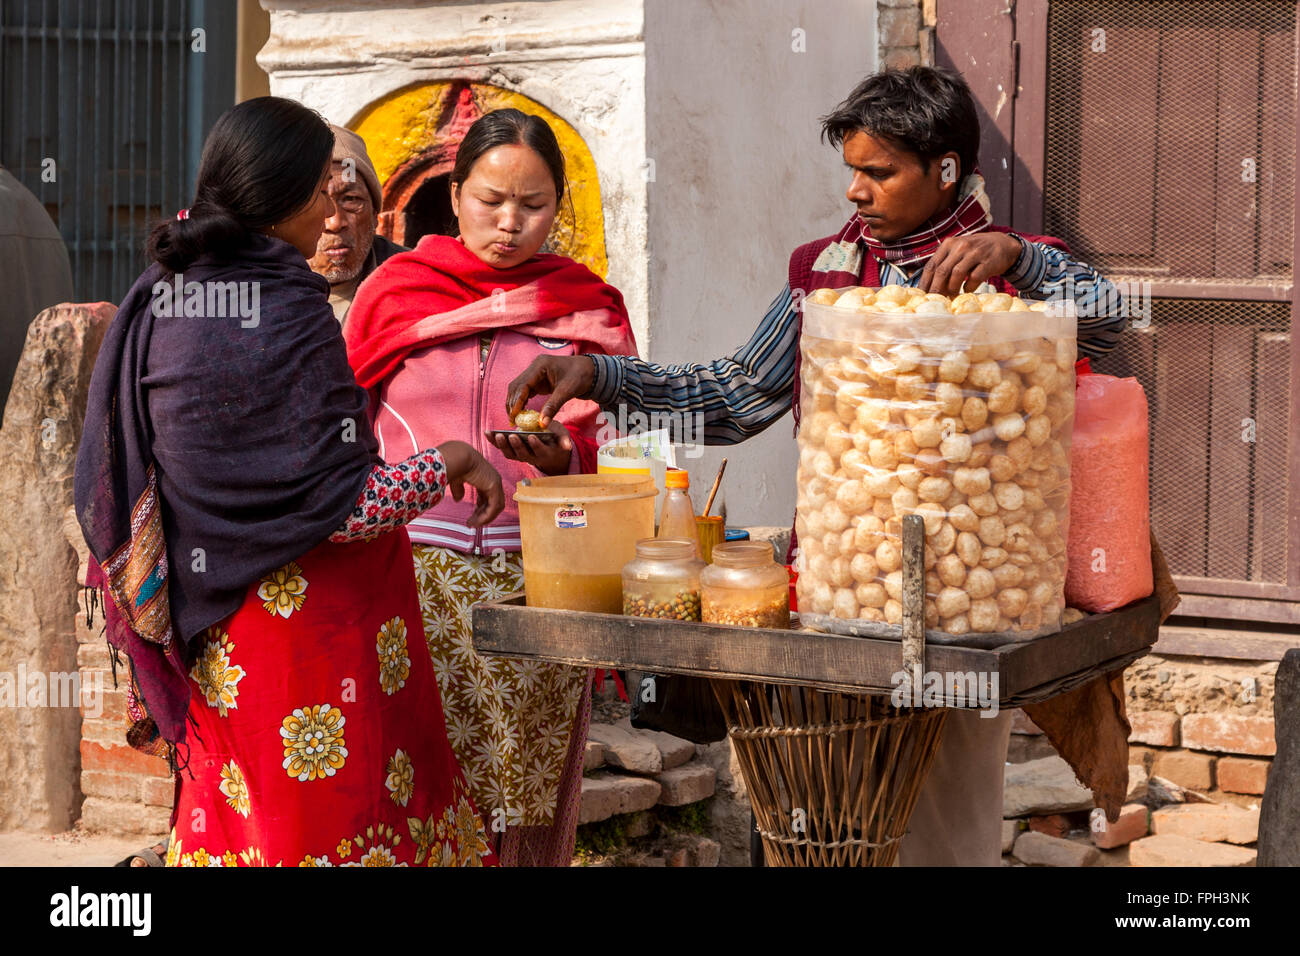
[701,541,791,629]
[622,538,706,621]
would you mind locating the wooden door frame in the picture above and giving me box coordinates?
[936,0,1300,624]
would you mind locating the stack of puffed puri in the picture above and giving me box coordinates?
[795,285,1078,641]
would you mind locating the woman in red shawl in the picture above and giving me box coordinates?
[75,97,504,867]
[346,109,637,866]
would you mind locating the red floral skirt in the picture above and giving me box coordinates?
[164,529,496,867]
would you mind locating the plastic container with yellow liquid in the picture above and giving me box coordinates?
[514,474,658,612]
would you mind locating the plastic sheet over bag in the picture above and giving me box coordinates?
[794,288,1077,645]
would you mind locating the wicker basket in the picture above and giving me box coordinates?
[712,680,948,867]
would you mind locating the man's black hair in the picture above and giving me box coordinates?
[821,66,981,181]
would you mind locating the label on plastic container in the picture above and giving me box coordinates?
[554,505,588,529]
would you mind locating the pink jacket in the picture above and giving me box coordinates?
[372,322,611,554]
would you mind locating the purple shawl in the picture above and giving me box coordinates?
[75,234,378,753]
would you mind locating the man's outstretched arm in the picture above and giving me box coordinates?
[507,286,799,446]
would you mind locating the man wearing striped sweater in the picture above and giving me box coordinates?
[503,67,1129,866]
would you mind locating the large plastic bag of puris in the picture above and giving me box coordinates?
[794,285,1076,644]
[1065,374,1152,612]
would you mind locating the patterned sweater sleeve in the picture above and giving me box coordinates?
[328,447,450,544]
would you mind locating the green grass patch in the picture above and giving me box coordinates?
[574,815,628,856]
[656,801,709,835]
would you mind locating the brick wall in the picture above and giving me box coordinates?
[1123,652,1277,803]
[877,0,933,70]
[72,547,173,840]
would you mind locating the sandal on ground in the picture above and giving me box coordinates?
[114,840,168,867]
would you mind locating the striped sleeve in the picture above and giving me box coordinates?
[1005,239,1128,359]
[586,286,798,445]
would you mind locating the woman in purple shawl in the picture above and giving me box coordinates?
[75,97,503,867]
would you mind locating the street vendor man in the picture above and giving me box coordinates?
[503,66,1130,866]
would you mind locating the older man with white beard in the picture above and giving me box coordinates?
[309,125,406,326]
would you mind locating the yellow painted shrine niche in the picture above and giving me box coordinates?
[349,81,608,278]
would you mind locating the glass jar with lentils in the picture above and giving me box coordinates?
[622,538,705,620]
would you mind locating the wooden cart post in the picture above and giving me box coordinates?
[900,513,926,684]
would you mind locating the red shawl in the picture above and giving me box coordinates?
[345,235,635,473]
[346,235,634,389]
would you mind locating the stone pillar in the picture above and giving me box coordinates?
[1258,648,1298,865]
[0,302,114,832]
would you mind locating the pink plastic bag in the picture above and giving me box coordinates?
[1066,374,1153,612]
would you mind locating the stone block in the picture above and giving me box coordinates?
[1128,711,1180,747]
[1146,775,1187,806]
[1129,833,1257,867]
[698,738,752,868]
[0,302,116,831]
[621,811,654,839]
[1001,819,1019,854]
[582,740,605,773]
[624,720,694,770]
[1152,804,1259,845]
[1012,831,1100,867]
[1181,713,1276,756]
[1126,764,1149,802]
[1091,803,1148,849]
[1151,750,1214,792]
[587,721,661,774]
[1216,757,1270,796]
[1003,756,1093,817]
[578,773,661,825]
[1126,745,1156,773]
[656,762,716,806]
[1259,648,1298,865]
[1007,734,1057,764]
[693,836,721,867]
[1028,814,1072,839]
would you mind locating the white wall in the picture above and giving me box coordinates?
[259,0,653,348]
[644,0,877,528]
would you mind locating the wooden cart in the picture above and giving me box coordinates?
[472,516,1162,865]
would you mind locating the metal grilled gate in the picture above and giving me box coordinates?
[0,0,236,305]
[941,0,1300,624]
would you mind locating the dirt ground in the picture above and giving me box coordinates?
[0,828,148,867]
